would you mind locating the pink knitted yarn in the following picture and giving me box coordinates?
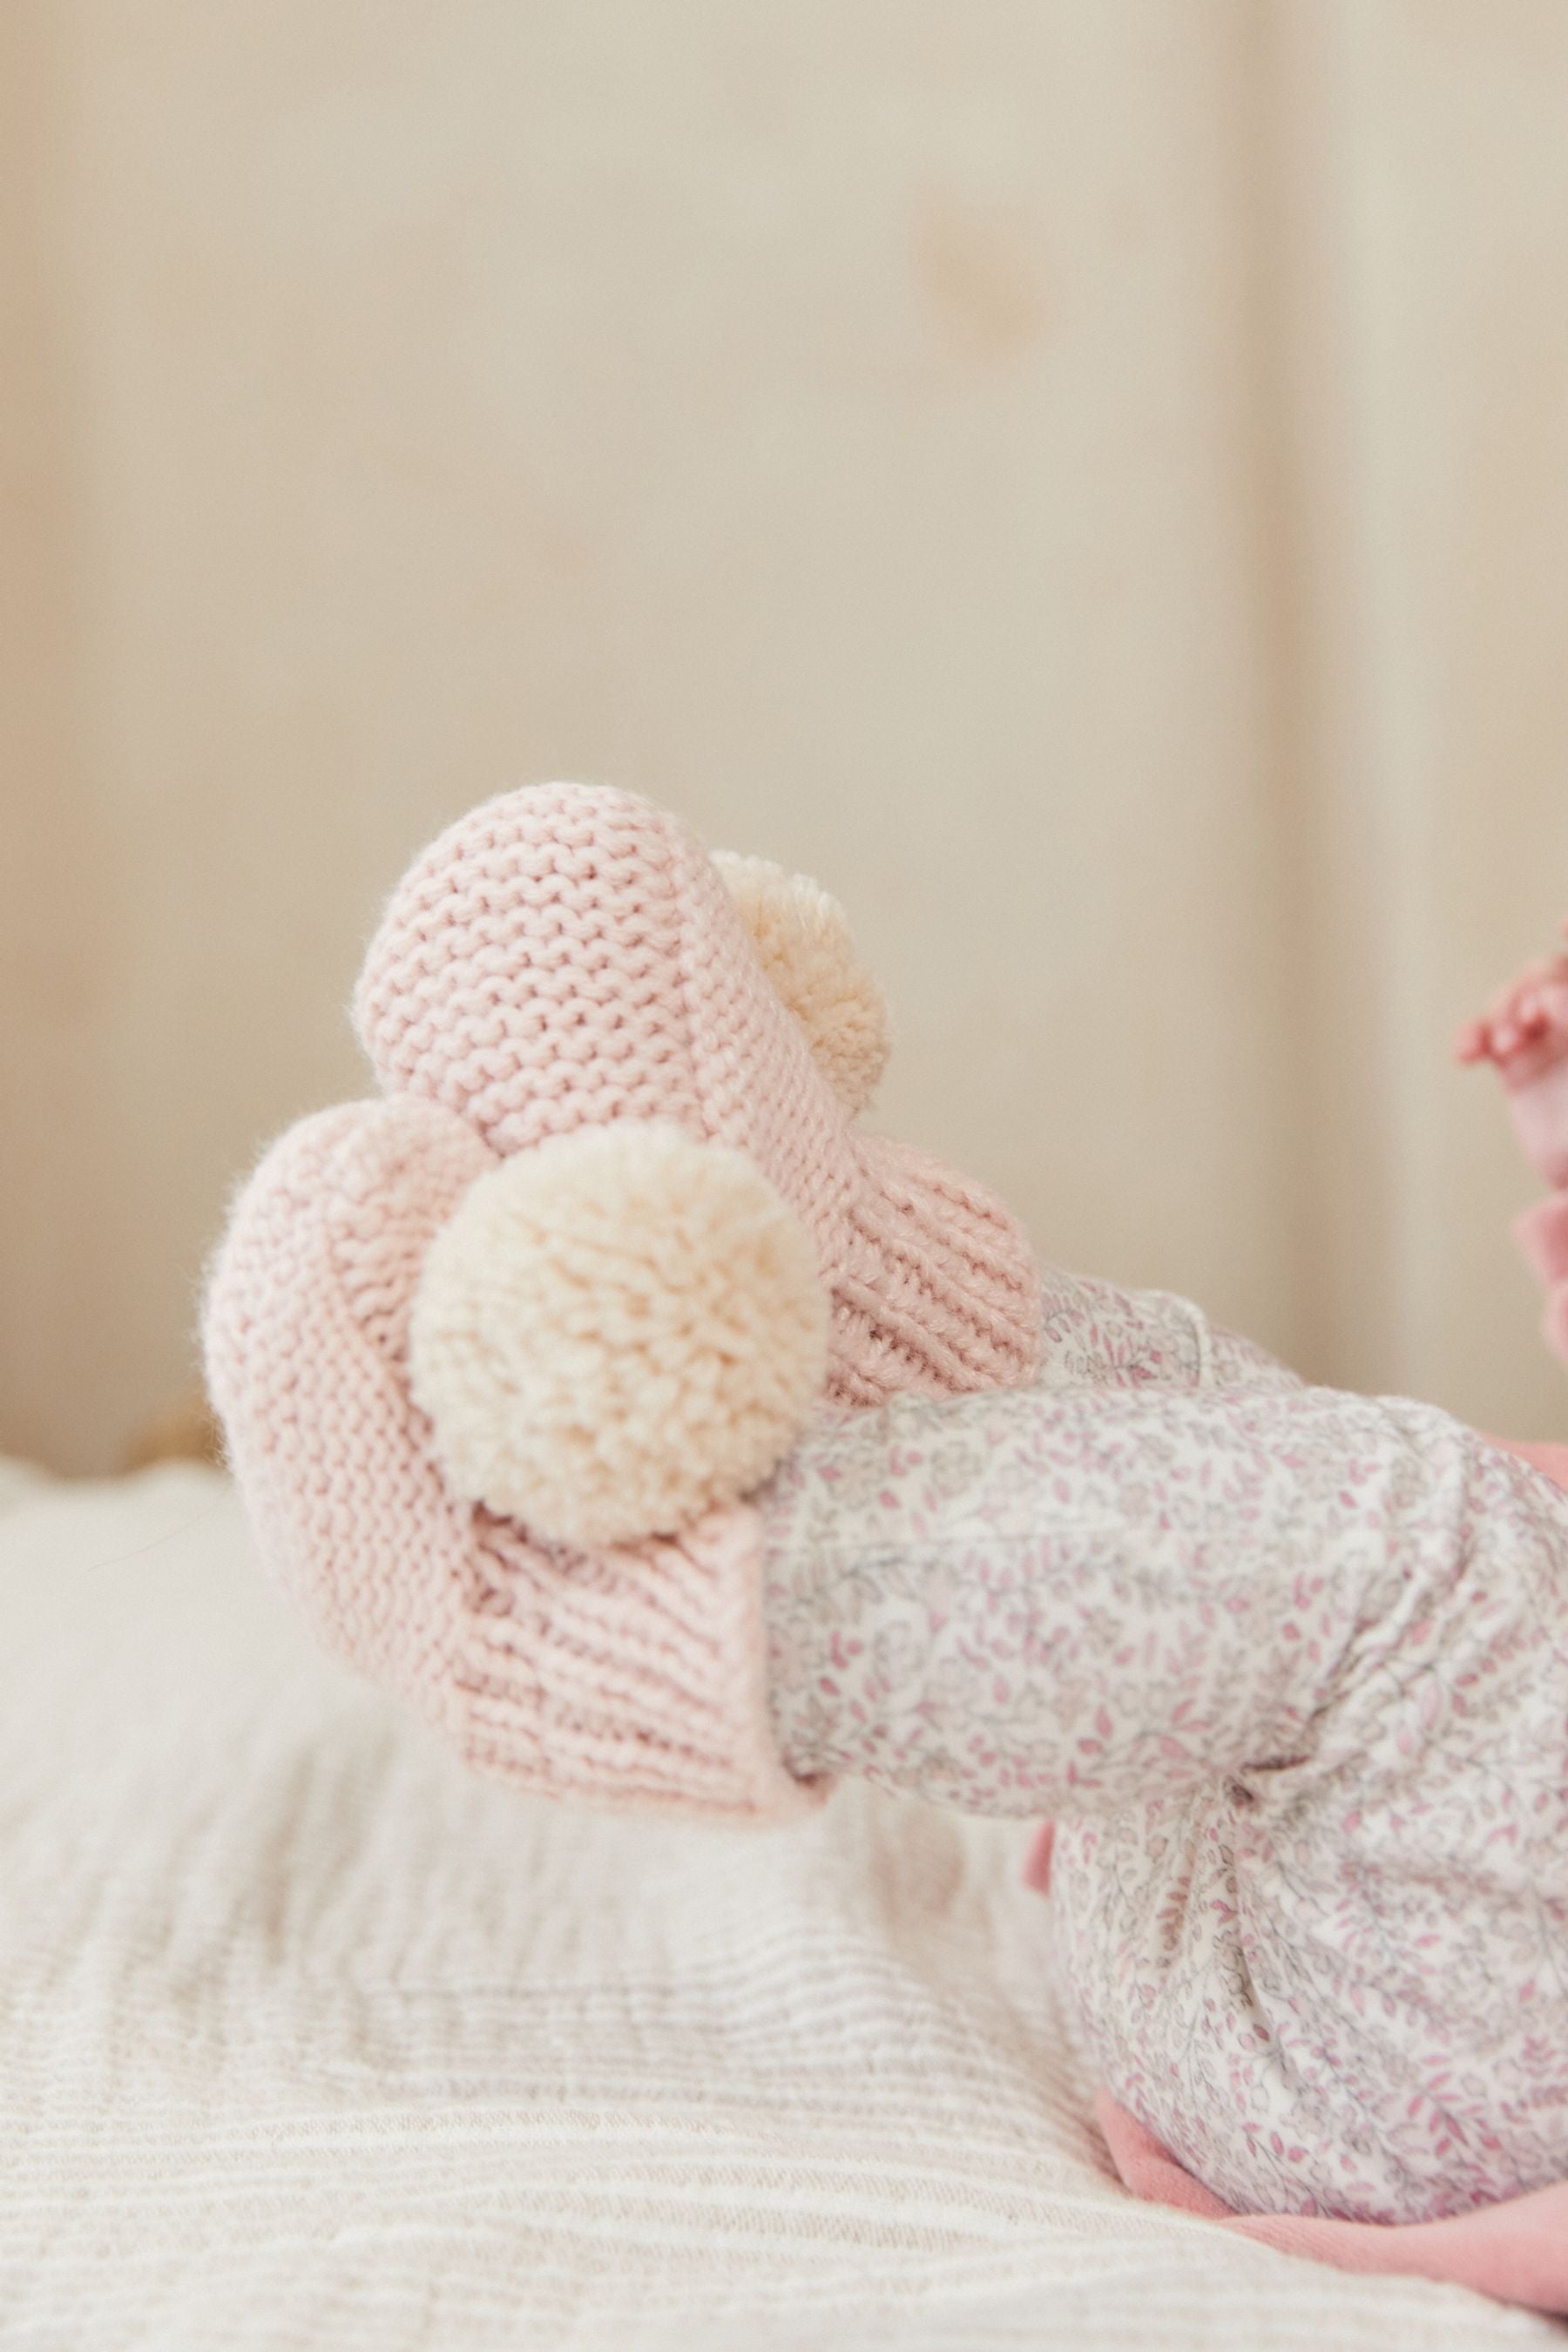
[354,783,1039,1406]
[206,784,1040,1823]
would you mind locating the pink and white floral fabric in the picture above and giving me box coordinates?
[760,1267,1568,2229]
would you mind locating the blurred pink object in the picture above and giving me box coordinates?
[1456,936,1568,1367]
[1515,1195,1568,1369]
[1508,1061,1568,1193]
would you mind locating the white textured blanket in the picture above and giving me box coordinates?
[0,1464,1554,2349]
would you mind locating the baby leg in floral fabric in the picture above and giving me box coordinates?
[761,1375,1568,2225]
[1030,1267,1302,1398]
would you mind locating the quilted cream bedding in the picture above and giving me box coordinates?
[0,1462,1554,2349]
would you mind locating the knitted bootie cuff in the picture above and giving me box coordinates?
[456,1502,827,1822]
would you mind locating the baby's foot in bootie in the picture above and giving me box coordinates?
[1456,930,1568,1188]
[205,784,1042,1824]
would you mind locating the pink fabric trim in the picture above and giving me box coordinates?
[1096,2092,1568,2315]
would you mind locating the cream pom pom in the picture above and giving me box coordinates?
[409,1120,829,1548]
[712,851,893,1118]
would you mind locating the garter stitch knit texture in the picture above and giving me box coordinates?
[353,784,1037,1406]
[205,783,1040,1822]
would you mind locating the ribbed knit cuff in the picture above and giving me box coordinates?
[449,1502,831,1827]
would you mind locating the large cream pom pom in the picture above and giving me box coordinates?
[409,1120,829,1548]
[713,851,893,1118]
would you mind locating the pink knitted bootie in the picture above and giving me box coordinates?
[205,784,1040,1822]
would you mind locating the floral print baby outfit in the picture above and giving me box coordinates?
[760,1268,1568,2226]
